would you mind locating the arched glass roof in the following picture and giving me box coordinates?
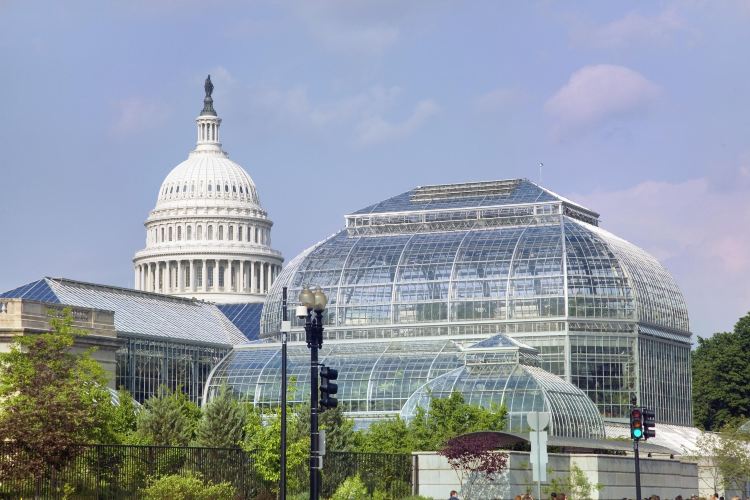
[205,333,605,439]
[262,210,689,338]
[399,363,605,439]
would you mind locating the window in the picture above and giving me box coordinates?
[197,225,203,240]
[218,226,224,240]
[187,226,192,240]
[255,227,259,243]
[238,226,243,241]
[208,225,213,240]
[229,226,234,240]
[170,186,173,194]
[161,228,165,242]
[239,186,244,194]
[177,226,182,241]
[196,264,203,287]
[218,265,225,287]
[225,184,229,192]
[232,185,237,193]
[216,184,220,192]
[176,186,180,193]
[208,184,212,192]
[168,227,173,241]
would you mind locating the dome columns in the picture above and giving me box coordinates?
[133,258,281,298]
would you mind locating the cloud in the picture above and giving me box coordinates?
[571,9,686,49]
[571,160,750,337]
[251,85,438,145]
[474,87,524,113]
[111,97,169,136]
[545,64,660,138]
[356,99,439,145]
[285,0,404,54]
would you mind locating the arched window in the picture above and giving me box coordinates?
[238,226,243,241]
[208,225,213,240]
[187,226,192,240]
[161,227,165,242]
[177,226,182,241]
[176,185,180,193]
[170,186,173,194]
[218,226,224,240]
[208,184,212,192]
[168,227,173,241]
[239,186,243,194]
[255,227,259,243]
[225,184,229,192]
[197,225,203,240]
[229,226,234,240]
[216,184,220,192]
[232,185,237,193]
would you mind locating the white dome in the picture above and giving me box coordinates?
[133,75,284,304]
[155,150,262,211]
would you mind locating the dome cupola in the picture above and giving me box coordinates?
[133,75,284,304]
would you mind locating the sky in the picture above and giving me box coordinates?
[1,0,749,340]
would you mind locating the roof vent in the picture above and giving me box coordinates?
[410,179,520,202]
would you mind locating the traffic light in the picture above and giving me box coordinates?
[642,407,656,440]
[630,407,643,440]
[320,365,338,410]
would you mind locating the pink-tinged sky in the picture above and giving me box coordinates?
[1,1,748,340]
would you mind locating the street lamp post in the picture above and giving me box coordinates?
[296,286,327,500]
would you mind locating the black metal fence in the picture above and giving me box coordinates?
[0,443,412,499]
[322,452,413,498]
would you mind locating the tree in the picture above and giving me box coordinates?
[693,311,750,430]
[106,388,140,444]
[320,406,357,452]
[135,385,201,446]
[242,406,309,494]
[0,307,114,479]
[687,427,750,493]
[195,385,246,448]
[543,463,602,500]
[355,391,507,453]
[439,432,509,500]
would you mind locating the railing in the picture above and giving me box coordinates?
[322,451,413,499]
[0,443,413,499]
[0,443,263,499]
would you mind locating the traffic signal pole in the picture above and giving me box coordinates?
[307,311,322,500]
[633,438,642,500]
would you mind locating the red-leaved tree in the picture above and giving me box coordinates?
[439,432,509,500]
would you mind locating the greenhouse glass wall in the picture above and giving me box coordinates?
[205,334,606,438]
[245,179,691,425]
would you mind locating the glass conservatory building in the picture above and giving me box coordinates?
[206,333,605,438]
[209,179,693,427]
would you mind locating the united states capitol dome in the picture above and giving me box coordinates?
[133,75,283,304]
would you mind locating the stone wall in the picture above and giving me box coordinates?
[413,450,699,499]
[0,299,122,388]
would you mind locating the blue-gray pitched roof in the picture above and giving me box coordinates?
[1,277,249,346]
[216,303,263,341]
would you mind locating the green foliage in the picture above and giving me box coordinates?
[195,385,246,448]
[135,385,201,446]
[688,426,750,493]
[242,406,308,494]
[355,391,507,453]
[0,308,115,478]
[329,475,369,500]
[140,472,237,500]
[320,405,358,451]
[693,311,750,430]
[543,463,602,500]
[355,416,413,454]
[106,388,139,444]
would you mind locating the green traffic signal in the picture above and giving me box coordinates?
[632,428,643,438]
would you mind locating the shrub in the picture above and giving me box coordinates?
[330,475,369,500]
[140,472,237,500]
